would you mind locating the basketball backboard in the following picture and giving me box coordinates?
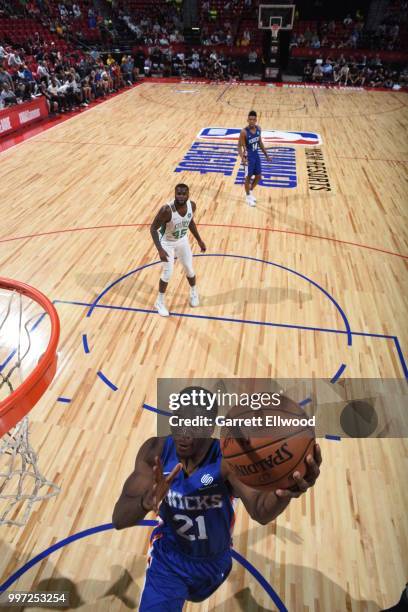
[258,4,295,30]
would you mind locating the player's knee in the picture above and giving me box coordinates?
[185,268,195,279]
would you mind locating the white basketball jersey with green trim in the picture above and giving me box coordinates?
[159,200,193,242]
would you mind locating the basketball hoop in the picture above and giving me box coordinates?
[271,24,280,40]
[0,277,60,526]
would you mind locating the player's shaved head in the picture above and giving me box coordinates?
[175,183,189,192]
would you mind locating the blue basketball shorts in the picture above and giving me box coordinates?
[139,537,232,611]
[246,154,262,178]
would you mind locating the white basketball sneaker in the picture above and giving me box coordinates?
[246,194,256,207]
[190,289,199,307]
[155,299,169,317]
[249,191,257,202]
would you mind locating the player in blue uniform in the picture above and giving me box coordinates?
[238,110,271,207]
[112,394,322,611]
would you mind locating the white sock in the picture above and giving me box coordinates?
[158,292,165,303]
[190,286,197,295]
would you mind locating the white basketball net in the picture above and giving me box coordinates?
[271,25,280,39]
[0,289,60,527]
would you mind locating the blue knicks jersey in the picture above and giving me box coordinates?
[245,126,261,158]
[154,437,236,558]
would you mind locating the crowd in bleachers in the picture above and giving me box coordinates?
[291,5,407,52]
[290,5,407,89]
[1,0,408,117]
[0,41,138,111]
[141,46,242,80]
[303,53,406,88]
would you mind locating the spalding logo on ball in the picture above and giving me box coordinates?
[220,395,315,491]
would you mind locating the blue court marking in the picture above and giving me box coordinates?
[57,397,71,403]
[0,522,287,609]
[97,370,118,391]
[231,549,288,612]
[330,363,346,384]
[143,402,171,417]
[325,434,342,441]
[78,252,351,385]
[85,254,353,348]
[0,521,154,592]
[54,299,408,379]
[82,333,90,354]
[393,337,408,379]
[85,260,160,318]
[299,397,312,406]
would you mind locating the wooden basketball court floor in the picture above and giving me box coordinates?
[0,81,407,611]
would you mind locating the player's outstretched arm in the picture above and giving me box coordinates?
[112,437,160,529]
[113,437,181,529]
[222,443,322,525]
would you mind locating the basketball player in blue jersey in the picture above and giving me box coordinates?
[238,110,271,207]
[150,183,206,317]
[113,392,322,611]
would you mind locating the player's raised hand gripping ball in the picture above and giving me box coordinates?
[220,395,316,492]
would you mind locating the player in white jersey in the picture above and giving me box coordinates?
[150,184,206,317]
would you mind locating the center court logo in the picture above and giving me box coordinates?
[197,127,322,146]
[174,127,323,189]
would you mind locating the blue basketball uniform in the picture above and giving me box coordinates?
[245,125,262,177]
[139,437,236,611]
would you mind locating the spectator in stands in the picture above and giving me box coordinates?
[343,14,353,26]
[0,65,14,91]
[120,55,132,84]
[7,51,23,69]
[348,63,361,85]
[229,61,241,80]
[144,56,152,77]
[41,81,60,114]
[297,32,305,46]
[17,65,37,97]
[59,72,81,109]
[0,82,17,106]
[73,3,81,19]
[303,62,312,81]
[304,28,313,45]
[322,60,333,81]
[48,75,65,111]
[37,60,50,84]
[399,66,408,86]
[383,71,395,88]
[241,29,251,47]
[312,63,323,82]
[14,77,31,102]
[189,56,201,76]
[334,63,349,85]
[369,67,385,87]
[311,34,321,48]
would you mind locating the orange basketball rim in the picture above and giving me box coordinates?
[0,277,60,437]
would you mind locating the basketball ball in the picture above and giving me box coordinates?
[220,396,315,491]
